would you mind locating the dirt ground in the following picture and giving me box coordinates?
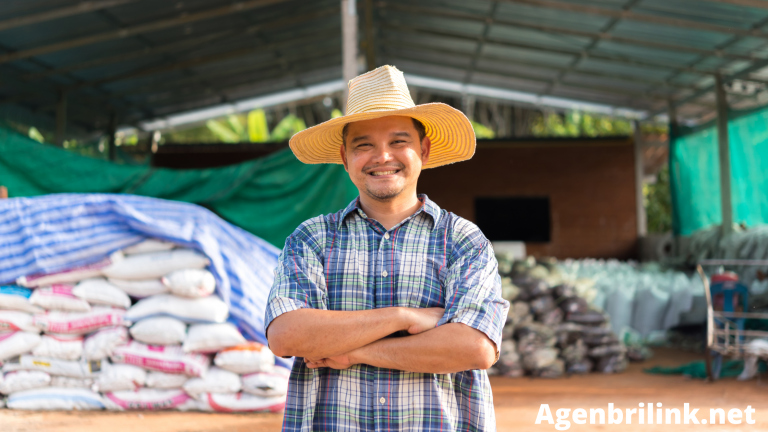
[2,348,766,432]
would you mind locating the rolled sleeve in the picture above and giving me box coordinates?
[264,236,328,333]
[438,241,509,353]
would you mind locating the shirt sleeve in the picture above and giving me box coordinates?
[437,240,509,355]
[264,235,328,334]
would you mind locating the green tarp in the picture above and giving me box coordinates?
[0,127,358,247]
[670,106,768,236]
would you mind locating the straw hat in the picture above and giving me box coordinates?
[289,65,475,169]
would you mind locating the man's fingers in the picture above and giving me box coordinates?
[305,359,327,369]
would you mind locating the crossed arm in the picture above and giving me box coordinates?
[267,307,497,374]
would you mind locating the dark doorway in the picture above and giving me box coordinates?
[475,197,551,242]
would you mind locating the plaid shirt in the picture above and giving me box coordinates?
[266,195,509,432]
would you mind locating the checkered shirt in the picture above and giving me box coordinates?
[265,194,509,432]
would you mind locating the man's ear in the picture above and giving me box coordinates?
[339,143,349,172]
[420,135,431,166]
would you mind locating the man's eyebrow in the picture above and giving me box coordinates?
[391,131,412,137]
[350,135,371,144]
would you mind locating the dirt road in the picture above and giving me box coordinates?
[2,348,765,431]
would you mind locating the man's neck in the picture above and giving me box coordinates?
[358,193,422,231]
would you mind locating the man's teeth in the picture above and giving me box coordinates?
[371,170,397,176]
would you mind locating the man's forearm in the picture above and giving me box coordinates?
[348,323,497,374]
[267,307,411,359]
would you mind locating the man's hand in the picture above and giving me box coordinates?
[404,307,444,335]
[305,353,355,370]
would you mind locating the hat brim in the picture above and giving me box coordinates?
[288,103,476,169]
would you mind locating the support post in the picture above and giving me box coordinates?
[107,110,117,162]
[633,120,647,238]
[715,74,733,236]
[341,0,358,112]
[363,0,375,71]
[55,90,67,146]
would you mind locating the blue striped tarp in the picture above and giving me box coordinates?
[0,193,281,351]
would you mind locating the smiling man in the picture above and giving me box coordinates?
[265,66,510,432]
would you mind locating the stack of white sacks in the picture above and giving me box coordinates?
[0,239,289,412]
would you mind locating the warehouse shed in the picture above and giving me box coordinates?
[2,0,768,254]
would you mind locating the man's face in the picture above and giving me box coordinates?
[340,116,430,202]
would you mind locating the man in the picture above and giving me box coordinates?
[266,65,510,431]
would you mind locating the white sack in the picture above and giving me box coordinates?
[30,285,91,312]
[95,363,146,392]
[214,342,275,374]
[183,323,245,353]
[0,310,40,333]
[110,341,209,377]
[0,370,50,394]
[34,307,126,335]
[7,387,105,410]
[50,376,95,389]
[72,278,131,309]
[32,334,83,361]
[0,331,41,361]
[183,367,241,398]
[83,326,129,361]
[122,239,176,255]
[241,367,290,397]
[632,287,672,337]
[103,388,191,411]
[162,269,216,298]
[130,317,187,345]
[126,294,228,324]
[108,278,169,298]
[605,286,635,336]
[0,285,43,314]
[198,392,286,413]
[19,355,102,378]
[102,249,209,280]
[16,252,124,288]
[146,371,189,389]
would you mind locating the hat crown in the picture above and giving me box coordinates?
[346,65,416,115]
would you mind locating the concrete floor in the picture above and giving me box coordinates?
[2,348,766,432]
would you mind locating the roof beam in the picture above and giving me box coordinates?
[542,0,641,96]
[382,3,760,62]
[66,29,338,90]
[653,57,768,115]
[383,24,721,78]
[380,38,700,92]
[700,0,768,10]
[499,0,768,38]
[0,0,290,64]
[383,49,673,107]
[0,0,138,32]
[23,6,337,82]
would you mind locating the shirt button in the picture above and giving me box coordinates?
[379,397,386,404]
[382,270,388,277]
[384,233,390,239]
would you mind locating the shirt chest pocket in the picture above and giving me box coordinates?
[390,256,445,309]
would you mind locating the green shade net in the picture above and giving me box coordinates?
[0,127,358,247]
[670,106,768,235]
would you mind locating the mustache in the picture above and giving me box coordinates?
[363,163,405,173]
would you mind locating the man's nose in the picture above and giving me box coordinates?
[371,144,394,163]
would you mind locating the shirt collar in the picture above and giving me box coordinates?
[338,194,441,231]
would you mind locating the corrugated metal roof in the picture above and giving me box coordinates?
[1,0,767,134]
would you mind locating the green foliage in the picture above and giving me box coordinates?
[331,109,343,119]
[532,111,633,137]
[644,166,673,233]
[28,127,44,143]
[270,114,307,142]
[247,109,270,142]
[471,120,496,139]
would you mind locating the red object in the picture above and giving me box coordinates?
[712,272,739,283]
